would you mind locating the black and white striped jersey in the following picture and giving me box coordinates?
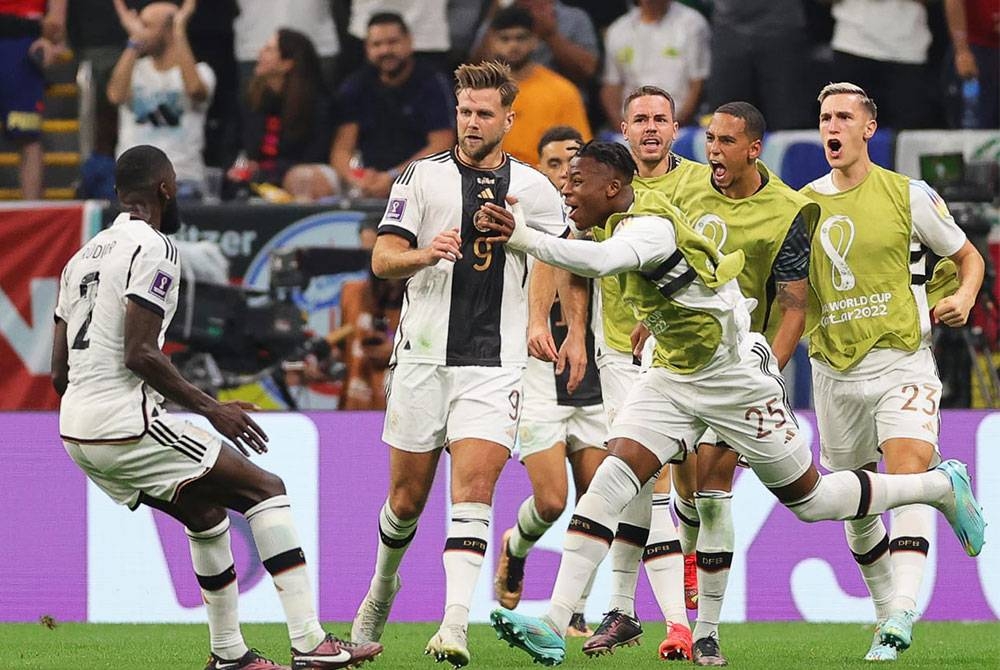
[379,148,568,367]
[56,214,179,442]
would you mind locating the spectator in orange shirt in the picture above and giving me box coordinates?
[488,6,591,164]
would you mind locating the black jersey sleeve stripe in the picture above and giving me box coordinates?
[127,294,166,318]
[152,230,175,263]
[377,225,417,247]
[398,162,418,185]
[125,245,142,289]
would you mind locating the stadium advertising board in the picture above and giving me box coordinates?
[2,411,997,623]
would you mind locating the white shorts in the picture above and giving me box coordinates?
[63,414,222,509]
[813,348,942,471]
[597,348,642,428]
[609,334,811,488]
[518,405,606,461]
[383,363,524,452]
[519,356,606,460]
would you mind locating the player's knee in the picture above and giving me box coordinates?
[534,492,566,523]
[184,505,228,533]
[249,470,286,504]
[387,489,426,521]
[787,486,829,523]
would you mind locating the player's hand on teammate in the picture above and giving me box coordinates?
[933,293,975,328]
[527,321,558,361]
[425,228,463,266]
[630,322,651,358]
[207,400,269,456]
[556,328,587,394]
[482,196,519,243]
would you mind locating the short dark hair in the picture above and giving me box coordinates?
[575,141,636,183]
[714,101,766,141]
[537,125,583,156]
[491,6,533,31]
[367,11,408,34]
[623,85,676,118]
[115,145,173,196]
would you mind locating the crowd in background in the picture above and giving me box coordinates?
[7,0,991,203]
[3,0,997,410]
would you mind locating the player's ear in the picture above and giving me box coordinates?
[863,118,877,141]
[606,178,621,198]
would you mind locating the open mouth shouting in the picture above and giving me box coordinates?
[826,138,843,160]
[709,159,727,184]
[639,134,662,154]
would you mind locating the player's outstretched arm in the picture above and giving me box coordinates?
[371,230,462,279]
[51,318,69,396]
[481,200,641,277]
[123,300,268,455]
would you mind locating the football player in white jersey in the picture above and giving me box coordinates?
[493,126,607,637]
[52,145,382,670]
[349,61,573,667]
[479,141,984,667]
[802,83,986,662]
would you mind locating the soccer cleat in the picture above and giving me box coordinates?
[658,622,693,661]
[692,634,727,667]
[490,607,565,666]
[865,622,898,662]
[684,553,699,610]
[935,460,986,557]
[291,633,382,669]
[879,609,918,652]
[581,609,642,657]
[424,623,470,668]
[494,528,526,609]
[351,576,401,643]
[205,649,290,670]
[566,612,593,637]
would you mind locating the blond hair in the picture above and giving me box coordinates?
[454,61,519,107]
[817,82,878,119]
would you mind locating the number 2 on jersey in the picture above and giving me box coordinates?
[72,272,100,350]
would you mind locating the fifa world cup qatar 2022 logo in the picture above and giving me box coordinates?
[693,214,729,251]
[818,215,856,292]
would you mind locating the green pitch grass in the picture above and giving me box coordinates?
[3,621,998,669]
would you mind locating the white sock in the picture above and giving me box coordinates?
[643,492,687,626]
[787,470,952,522]
[371,500,418,600]
[442,502,491,628]
[890,504,933,612]
[845,515,895,620]
[548,457,641,633]
[246,496,325,652]
[673,494,700,556]
[692,492,733,641]
[574,570,597,614]
[509,496,552,558]
[606,477,653,616]
[187,518,248,660]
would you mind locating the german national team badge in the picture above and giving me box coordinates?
[386,198,406,221]
[474,208,496,232]
[149,271,173,299]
